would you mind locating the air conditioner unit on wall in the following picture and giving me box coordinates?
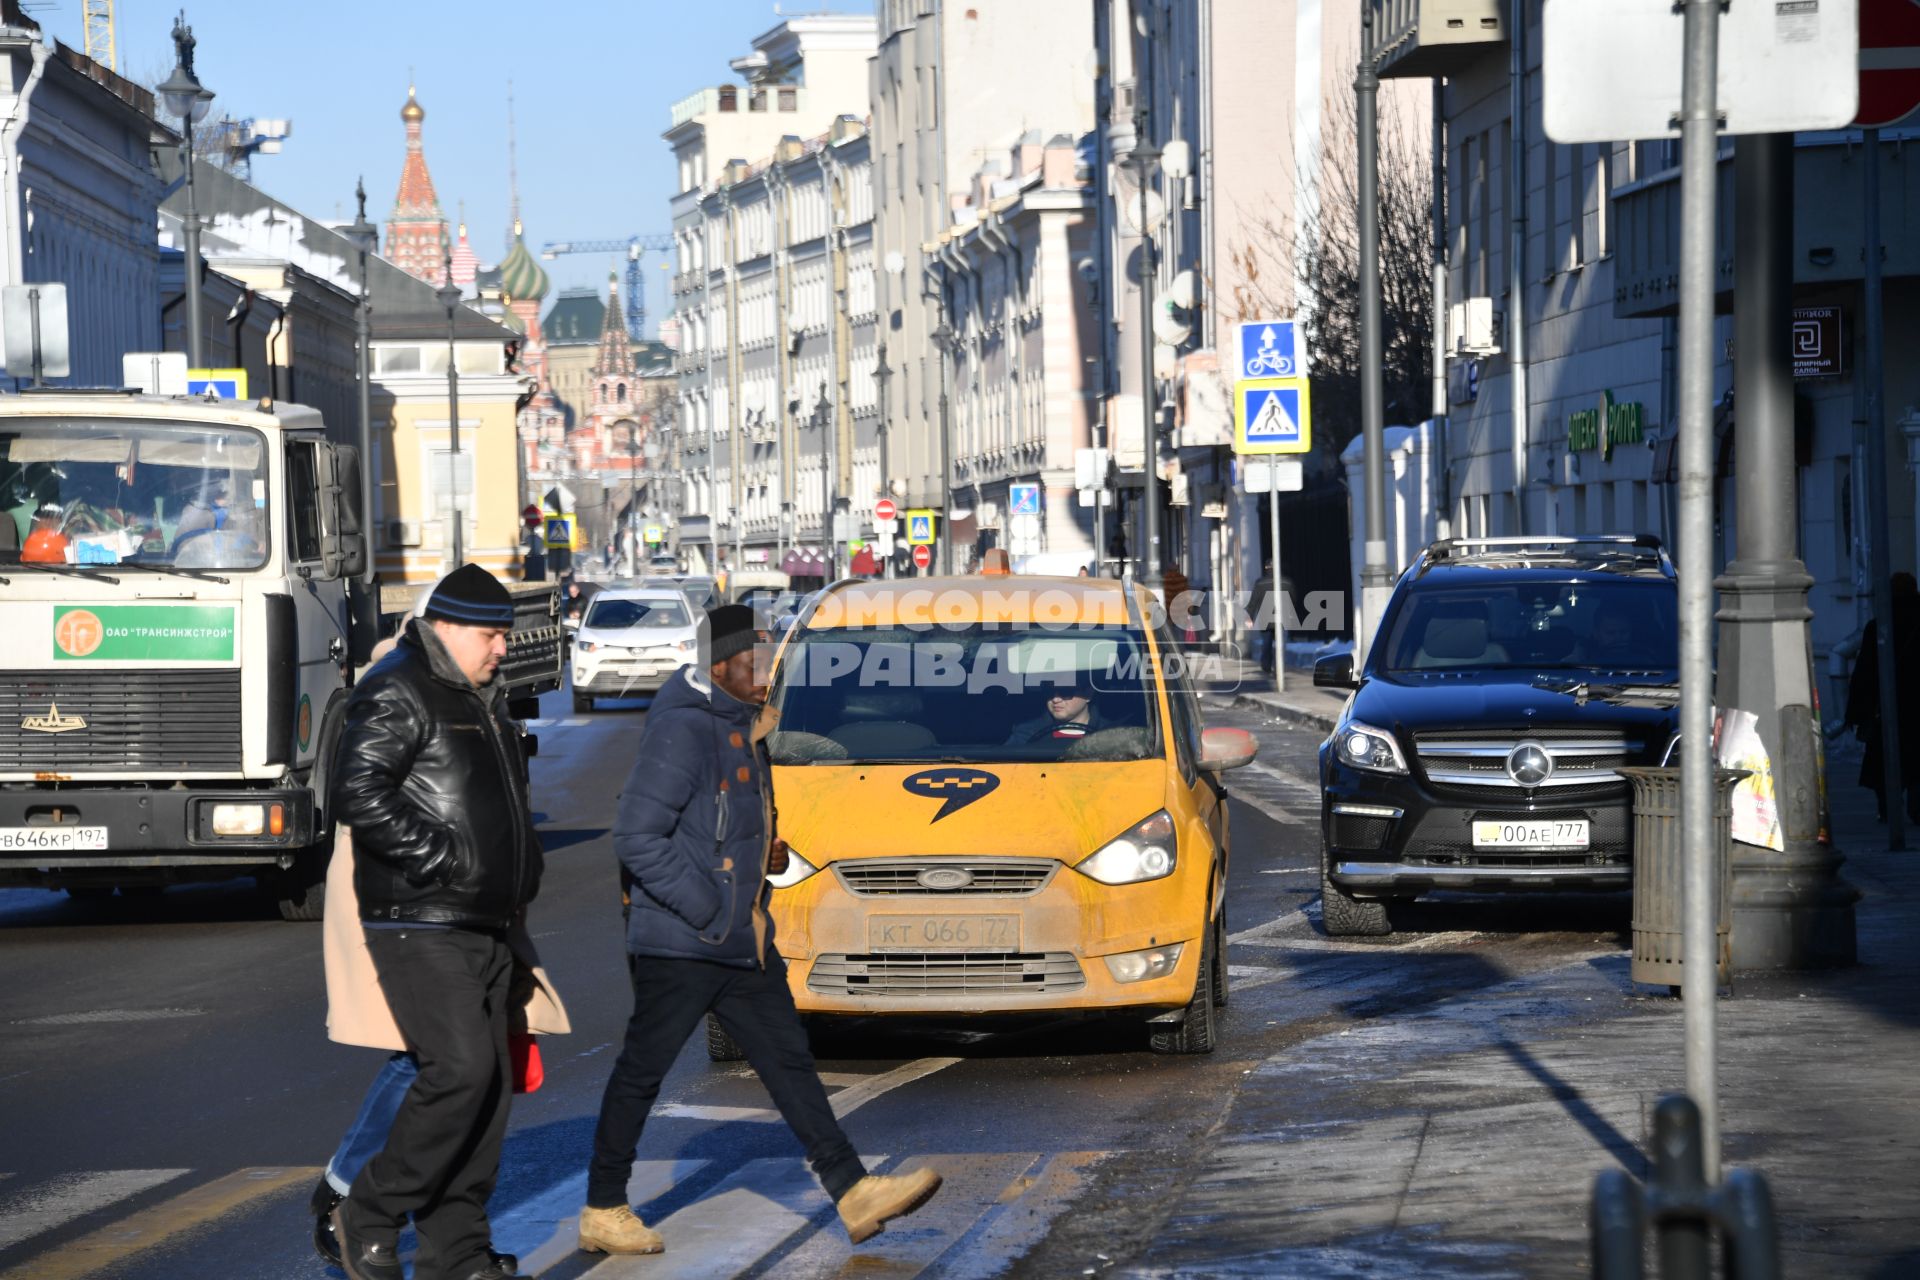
[1448,298,1502,357]
[386,519,422,548]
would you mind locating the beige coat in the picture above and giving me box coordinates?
[323,825,570,1050]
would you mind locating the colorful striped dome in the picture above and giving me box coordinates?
[499,220,549,304]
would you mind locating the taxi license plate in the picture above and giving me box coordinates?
[1472,819,1589,849]
[868,915,1019,951]
[0,826,109,852]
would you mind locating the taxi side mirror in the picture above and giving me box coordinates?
[1199,726,1258,772]
[1313,653,1356,689]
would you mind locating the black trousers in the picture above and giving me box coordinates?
[587,953,866,1208]
[346,927,513,1280]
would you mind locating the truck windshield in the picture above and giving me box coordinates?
[1380,580,1680,673]
[768,623,1163,765]
[1,419,271,571]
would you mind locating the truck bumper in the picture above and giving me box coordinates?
[0,786,316,871]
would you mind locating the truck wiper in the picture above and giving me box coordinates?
[114,562,231,585]
[6,561,119,584]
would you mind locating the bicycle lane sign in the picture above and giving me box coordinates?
[1235,319,1304,381]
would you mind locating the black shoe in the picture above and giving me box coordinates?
[331,1206,403,1280]
[309,1177,344,1266]
[455,1260,530,1280]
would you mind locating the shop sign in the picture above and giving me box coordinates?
[1568,390,1645,460]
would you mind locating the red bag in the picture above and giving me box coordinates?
[509,1032,544,1094]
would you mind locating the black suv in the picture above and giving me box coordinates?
[1313,536,1680,936]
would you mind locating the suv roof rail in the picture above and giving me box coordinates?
[1423,534,1665,561]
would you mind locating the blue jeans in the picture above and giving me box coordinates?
[326,1052,419,1195]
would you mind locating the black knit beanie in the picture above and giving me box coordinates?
[422,564,515,627]
[707,604,759,664]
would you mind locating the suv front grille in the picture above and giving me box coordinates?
[0,670,242,774]
[834,858,1058,897]
[807,952,1086,997]
[1414,729,1637,799]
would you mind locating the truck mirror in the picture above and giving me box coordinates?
[334,445,367,578]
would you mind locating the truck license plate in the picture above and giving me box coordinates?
[1472,819,1589,849]
[868,914,1019,951]
[0,826,109,852]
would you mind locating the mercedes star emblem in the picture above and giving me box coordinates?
[1505,741,1554,787]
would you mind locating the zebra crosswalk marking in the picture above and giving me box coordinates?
[0,1169,188,1254]
[0,1166,317,1280]
[494,1159,704,1276]
[583,1156,853,1278]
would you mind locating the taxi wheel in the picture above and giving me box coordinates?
[706,1014,747,1063]
[1210,910,1229,1009]
[1320,847,1391,937]
[1149,930,1218,1055]
[573,692,594,714]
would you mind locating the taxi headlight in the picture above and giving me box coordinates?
[1335,720,1408,775]
[1076,810,1176,885]
[1103,943,1184,984]
[768,848,820,890]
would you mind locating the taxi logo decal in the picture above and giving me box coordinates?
[901,768,1001,822]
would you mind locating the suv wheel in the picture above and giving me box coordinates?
[1320,844,1391,937]
[572,692,594,714]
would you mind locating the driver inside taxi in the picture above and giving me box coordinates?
[1004,674,1105,748]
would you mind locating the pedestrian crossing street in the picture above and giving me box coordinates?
[0,1150,1109,1279]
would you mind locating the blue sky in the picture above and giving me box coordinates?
[36,0,872,333]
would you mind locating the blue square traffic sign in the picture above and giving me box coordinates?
[1234,377,1312,455]
[1236,320,1301,381]
[1008,483,1040,516]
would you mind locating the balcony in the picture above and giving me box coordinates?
[1369,0,1505,80]
[1611,136,1920,320]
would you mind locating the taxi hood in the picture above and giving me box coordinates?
[773,759,1169,863]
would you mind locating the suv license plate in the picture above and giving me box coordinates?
[0,826,109,852]
[869,914,1020,951]
[1472,819,1589,849]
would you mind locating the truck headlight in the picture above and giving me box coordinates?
[1334,720,1408,775]
[768,847,820,889]
[210,803,282,837]
[1076,811,1176,885]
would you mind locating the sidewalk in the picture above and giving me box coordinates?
[1128,766,1920,1277]
[1196,655,1347,734]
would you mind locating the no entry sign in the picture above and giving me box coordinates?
[1857,0,1920,126]
[912,543,932,570]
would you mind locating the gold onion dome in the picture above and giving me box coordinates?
[401,86,425,124]
[499,221,549,303]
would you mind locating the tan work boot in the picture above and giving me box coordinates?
[577,1204,665,1255]
[837,1167,943,1244]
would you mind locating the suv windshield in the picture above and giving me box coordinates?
[1381,579,1678,673]
[587,597,691,629]
[769,623,1163,764]
[2,419,271,571]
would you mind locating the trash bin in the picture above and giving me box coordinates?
[1618,766,1749,990]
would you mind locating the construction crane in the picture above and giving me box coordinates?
[540,235,673,338]
[83,0,116,70]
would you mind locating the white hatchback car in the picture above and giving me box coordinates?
[570,588,700,711]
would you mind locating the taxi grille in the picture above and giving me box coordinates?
[807,952,1086,997]
[834,859,1057,897]
[0,669,241,774]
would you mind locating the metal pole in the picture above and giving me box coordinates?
[1431,77,1451,537]
[1862,127,1905,850]
[355,182,376,590]
[446,286,464,569]
[939,330,955,575]
[182,131,205,368]
[1356,14,1389,666]
[1135,124,1161,587]
[1269,481,1284,692]
[1507,0,1530,532]
[1675,0,1724,1181]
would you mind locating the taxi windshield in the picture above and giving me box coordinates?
[1,419,271,571]
[768,623,1163,765]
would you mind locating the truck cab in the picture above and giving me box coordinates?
[0,392,366,917]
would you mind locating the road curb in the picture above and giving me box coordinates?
[1227,691,1337,735]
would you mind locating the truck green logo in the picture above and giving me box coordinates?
[53,605,236,662]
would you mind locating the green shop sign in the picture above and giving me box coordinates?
[53,605,236,661]
[1568,390,1645,460]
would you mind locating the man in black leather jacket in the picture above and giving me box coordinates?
[328,564,542,1280]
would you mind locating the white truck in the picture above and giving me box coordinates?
[0,390,557,919]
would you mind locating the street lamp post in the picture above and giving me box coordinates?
[345,179,377,590]
[930,320,954,574]
[1129,113,1161,585]
[435,252,464,569]
[158,13,214,368]
[874,340,894,577]
[1354,12,1391,668]
[814,388,834,580]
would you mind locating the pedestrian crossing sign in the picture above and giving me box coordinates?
[1234,377,1312,455]
[544,515,573,550]
[906,510,937,546]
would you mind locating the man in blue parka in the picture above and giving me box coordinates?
[580,605,942,1256]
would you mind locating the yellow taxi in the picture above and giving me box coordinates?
[760,568,1257,1053]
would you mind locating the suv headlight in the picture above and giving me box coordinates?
[768,847,820,889]
[576,639,599,653]
[1334,720,1408,775]
[1076,811,1176,885]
